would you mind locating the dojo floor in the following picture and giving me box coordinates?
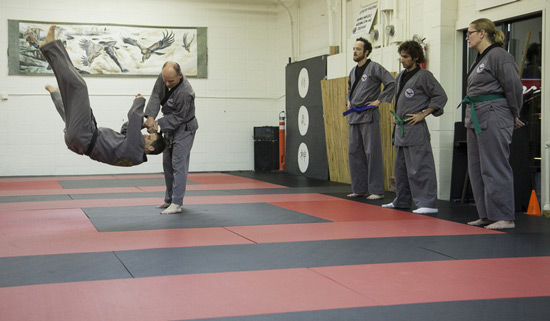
[1,171,550,320]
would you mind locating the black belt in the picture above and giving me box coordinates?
[85,112,98,156]
[85,128,98,156]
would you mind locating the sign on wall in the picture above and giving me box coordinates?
[8,20,208,77]
[352,4,377,35]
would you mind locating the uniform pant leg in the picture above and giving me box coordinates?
[467,128,487,219]
[348,124,368,194]
[392,146,412,208]
[168,130,196,206]
[50,91,66,123]
[469,115,515,221]
[162,147,174,204]
[405,143,438,208]
[40,40,94,155]
[364,121,385,195]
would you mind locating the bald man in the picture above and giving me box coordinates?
[144,62,199,214]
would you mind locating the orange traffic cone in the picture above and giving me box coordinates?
[526,190,541,216]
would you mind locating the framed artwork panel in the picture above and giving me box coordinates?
[8,20,208,78]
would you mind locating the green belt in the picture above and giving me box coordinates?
[460,94,505,135]
[389,110,412,138]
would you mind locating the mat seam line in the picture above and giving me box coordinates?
[112,251,135,278]
[222,227,259,244]
[307,267,379,302]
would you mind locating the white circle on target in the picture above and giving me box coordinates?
[297,142,309,173]
[298,105,309,136]
[298,68,309,98]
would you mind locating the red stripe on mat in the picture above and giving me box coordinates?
[227,219,500,244]
[0,181,64,191]
[0,207,498,257]
[271,200,429,222]
[186,173,276,184]
[0,227,253,258]
[0,208,253,257]
[0,187,143,197]
[1,257,549,320]
[0,193,338,211]
[139,182,287,192]
[311,257,550,305]
[0,175,125,183]
[0,182,284,197]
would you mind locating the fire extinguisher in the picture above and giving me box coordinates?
[419,42,427,69]
[279,111,286,171]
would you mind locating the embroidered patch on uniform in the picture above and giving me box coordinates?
[404,88,415,98]
[361,74,368,82]
[167,99,174,107]
[476,63,485,74]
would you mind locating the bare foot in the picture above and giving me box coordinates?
[366,194,384,200]
[160,203,182,215]
[39,25,56,48]
[485,220,515,230]
[347,193,367,198]
[45,85,58,93]
[413,207,438,214]
[467,218,492,226]
[155,202,170,209]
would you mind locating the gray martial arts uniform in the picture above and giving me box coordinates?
[41,40,147,167]
[347,60,395,195]
[465,45,523,221]
[146,74,198,206]
[391,67,447,208]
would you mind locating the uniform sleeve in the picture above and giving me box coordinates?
[347,69,353,101]
[377,66,396,103]
[157,91,194,132]
[144,73,164,119]
[121,97,146,136]
[497,61,523,117]
[120,122,129,135]
[424,72,448,117]
[50,91,64,112]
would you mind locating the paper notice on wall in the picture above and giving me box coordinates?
[352,4,377,36]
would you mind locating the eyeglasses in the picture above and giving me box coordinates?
[466,30,480,37]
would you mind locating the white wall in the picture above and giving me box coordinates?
[1,0,548,208]
[0,0,287,176]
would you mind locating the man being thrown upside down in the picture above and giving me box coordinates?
[40,25,165,167]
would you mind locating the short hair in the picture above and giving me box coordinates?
[470,18,505,48]
[398,40,425,64]
[162,61,182,75]
[356,37,372,56]
[148,132,166,155]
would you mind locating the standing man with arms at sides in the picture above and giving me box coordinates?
[145,62,199,215]
[346,37,396,200]
[463,18,524,230]
[382,40,447,214]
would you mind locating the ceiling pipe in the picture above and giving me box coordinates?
[276,0,296,62]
